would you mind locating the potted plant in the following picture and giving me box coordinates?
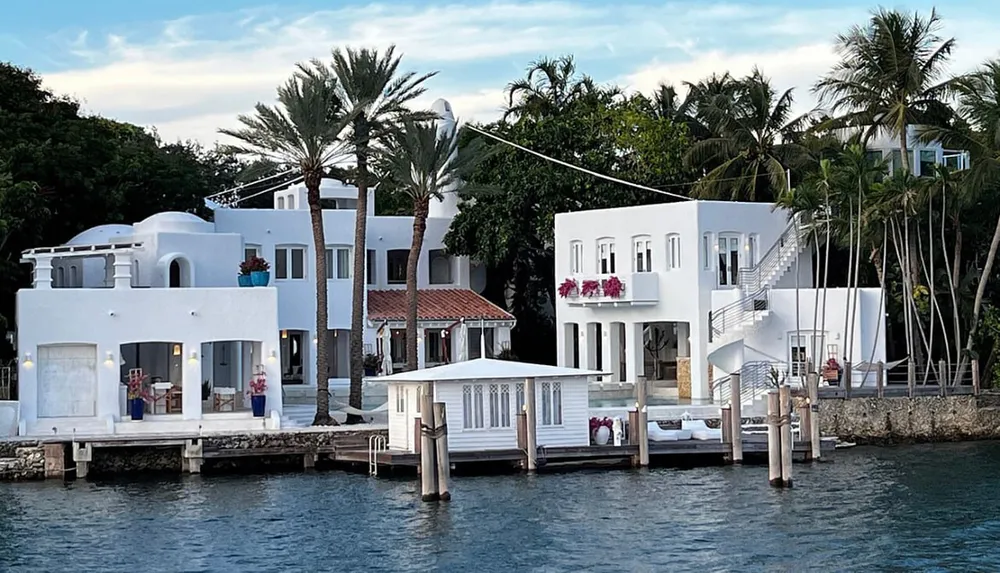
[126,371,150,421]
[245,256,271,287]
[581,279,601,298]
[248,369,267,417]
[363,353,380,376]
[602,276,625,298]
[237,260,253,287]
[558,278,579,298]
[589,417,613,445]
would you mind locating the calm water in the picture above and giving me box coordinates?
[2,442,1000,572]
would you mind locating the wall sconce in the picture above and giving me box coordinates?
[104,352,115,367]
[281,330,288,339]
[312,337,318,345]
[188,351,198,364]
[22,352,33,369]
[268,350,277,363]
[173,344,181,356]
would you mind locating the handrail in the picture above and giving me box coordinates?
[709,287,770,343]
[738,212,811,293]
[711,360,787,405]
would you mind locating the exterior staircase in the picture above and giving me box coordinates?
[707,213,811,388]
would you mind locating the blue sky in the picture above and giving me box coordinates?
[2,1,997,144]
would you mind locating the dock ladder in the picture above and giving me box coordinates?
[368,434,387,476]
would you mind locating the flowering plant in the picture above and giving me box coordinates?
[824,358,840,370]
[602,276,624,298]
[581,279,601,297]
[239,256,270,275]
[558,278,579,298]
[249,370,267,396]
[589,417,613,431]
[126,370,150,401]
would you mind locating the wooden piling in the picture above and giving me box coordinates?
[939,359,947,396]
[766,391,781,487]
[876,361,884,399]
[779,385,793,488]
[844,362,852,399]
[43,444,65,479]
[973,359,981,396]
[730,372,743,464]
[420,386,438,502]
[433,402,452,502]
[524,377,538,472]
[807,373,821,462]
[636,376,649,468]
[720,405,733,449]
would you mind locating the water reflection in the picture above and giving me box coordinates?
[2,443,1000,571]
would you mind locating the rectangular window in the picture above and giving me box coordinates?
[428,249,453,284]
[500,384,511,428]
[598,240,616,274]
[390,329,406,367]
[244,245,260,263]
[541,382,552,425]
[489,384,500,428]
[387,249,408,284]
[462,385,473,429]
[366,250,376,285]
[634,238,652,272]
[516,382,525,414]
[276,246,306,279]
[667,235,681,270]
[920,149,937,177]
[396,386,405,413]
[702,234,711,270]
[426,331,447,365]
[570,241,584,274]
[473,385,484,429]
[336,248,351,279]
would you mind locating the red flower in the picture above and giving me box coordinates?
[602,276,625,298]
[581,280,601,297]
[558,278,579,298]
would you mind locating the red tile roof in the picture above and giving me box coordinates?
[368,289,514,322]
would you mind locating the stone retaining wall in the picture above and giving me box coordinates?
[0,440,44,481]
[819,395,1000,444]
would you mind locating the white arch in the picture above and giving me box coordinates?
[156,253,195,287]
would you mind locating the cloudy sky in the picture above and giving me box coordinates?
[2,0,997,145]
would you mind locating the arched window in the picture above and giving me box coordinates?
[288,195,296,209]
[666,234,681,270]
[277,196,285,209]
[569,240,584,274]
[69,265,79,287]
[56,267,65,288]
[596,237,616,274]
[169,260,182,288]
[633,235,652,273]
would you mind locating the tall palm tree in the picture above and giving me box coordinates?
[683,72,740,138]
[503,55,603,121]
[379,120,488,370]
[220,67,353,425]
[305,46,436,423]
[685,68,811,201]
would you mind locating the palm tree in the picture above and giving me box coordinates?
[503,55,603,121]
[305,46,436,423]
[220,67,353,425]
[379,120,488,370]
[685,68,811,201]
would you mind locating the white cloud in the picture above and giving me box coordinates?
[35,1,1000,145]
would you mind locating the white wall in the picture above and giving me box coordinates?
[16,286,282,435]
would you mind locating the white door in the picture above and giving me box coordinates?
[788,333,824,384]
[37,344,97,418]
[717,234,742,287]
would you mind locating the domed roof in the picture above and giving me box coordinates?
[135,211,212,234]
[66,224,134,246]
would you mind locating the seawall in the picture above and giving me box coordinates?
[820,394,1000,444]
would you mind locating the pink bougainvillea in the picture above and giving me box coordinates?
[581,279,601,297]
[602,276,625,298]
[558,278,579,298]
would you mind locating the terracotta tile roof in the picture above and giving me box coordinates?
[368,289,514,322]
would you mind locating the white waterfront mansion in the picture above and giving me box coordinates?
[12,100,514,437]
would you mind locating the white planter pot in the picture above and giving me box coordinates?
[594,426,611,445]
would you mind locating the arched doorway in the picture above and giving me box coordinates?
[169,260,181,288]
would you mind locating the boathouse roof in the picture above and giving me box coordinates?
[375,358,606,383]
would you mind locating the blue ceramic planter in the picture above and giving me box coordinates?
[251,271,270,287]
[251,395,266,417]
[130,398,144,420]
[238,274,253,287]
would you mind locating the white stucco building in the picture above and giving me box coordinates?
[12,99,514,437]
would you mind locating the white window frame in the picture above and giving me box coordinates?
[462,384,486,429]
[540,381,563,426]
[597,238,616,275]
[666,234,681,270]
[633,235,652,273]
[277,196,285,209]
[395,386,406,413]
[275,246,307,280]
[325,246,352,280]
[702,233,712,271]
[569,241,584,274]
[244,244,260,263]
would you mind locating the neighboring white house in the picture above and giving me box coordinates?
[12,98,514,437]
[378,358,599,453]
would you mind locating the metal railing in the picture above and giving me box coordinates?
[0,361,15,401]
[738,212,811,293]
[709,287,770,343]
[711,361,784,405]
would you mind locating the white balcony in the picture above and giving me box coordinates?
[563,272,659,307]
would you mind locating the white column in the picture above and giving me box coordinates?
[584,323,600,371]
[33,255,54,289]
[113,251,133,289]
[625,322,644,384]
[417,328,427,369]
[182,341,203,420]
[556,322,567,367]
[677,322,691,357]
[600,322,614,383]
[689,321,710,401]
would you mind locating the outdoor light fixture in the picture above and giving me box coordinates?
[268,350,277,363]
[173,344,181,356]
[281,330,288,339]
[312,337,317,345]
[104,352,115,367]
[188,351,198,364]
[22,352,33,369]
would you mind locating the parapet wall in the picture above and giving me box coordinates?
[820,395,1000,444]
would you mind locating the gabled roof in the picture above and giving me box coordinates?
[368,289,514,322]
[375,358,606,383]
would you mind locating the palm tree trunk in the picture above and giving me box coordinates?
[842,198,855,368]
[862,227,889,384]
[900,134,925,374]
[347,133,371,424]
[405,198,430,371]
[811,228,821,376]
[947,213,963,380]
[820,196,831,375]
[306,171,335,426]
[847,189,862,367]
[957,211,1000,384]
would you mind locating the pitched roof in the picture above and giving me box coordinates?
[368,289,514,322]
[375,358,606,382]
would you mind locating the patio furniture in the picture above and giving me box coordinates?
[151,382,173,414]
[167,385,183,413]
[648,421,692,442]
[681,419,723,441]
[213,387,236,412]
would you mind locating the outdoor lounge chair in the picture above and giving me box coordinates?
[647,421,692,442]
[681,419,723,441]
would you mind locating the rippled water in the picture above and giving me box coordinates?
[2,442,1000,572]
